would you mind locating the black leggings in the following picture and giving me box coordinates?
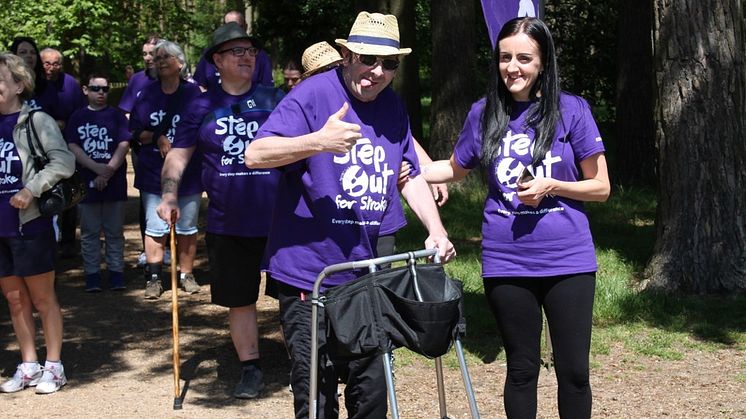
[483,273,595,419]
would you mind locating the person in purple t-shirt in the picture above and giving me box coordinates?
[40,47,87,260]
[118,34,160,116]
[298,40,450,265]
[422,18,610,419]
[247,12,455,419]
[130,40,203,300]
[9,37,61,123]
[157,22,283,400]
[0,53,75,394]
[40,48,86,125]
[119,34,162,268]
[65,74,130,292]
[192,10,274,91]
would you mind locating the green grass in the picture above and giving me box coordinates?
[394,183,746,367]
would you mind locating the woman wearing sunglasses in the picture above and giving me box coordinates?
[129,39,202,300]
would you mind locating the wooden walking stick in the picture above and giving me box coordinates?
[170,213,182,410]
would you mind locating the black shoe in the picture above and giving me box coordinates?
[233,365,264,399]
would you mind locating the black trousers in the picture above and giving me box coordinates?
[483,273,595,419]
[58,205,78,245]
[278,282,388,419]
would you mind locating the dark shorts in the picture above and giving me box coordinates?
[206,232,266,308]
[0,229,56,278]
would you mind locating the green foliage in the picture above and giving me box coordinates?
[0,0,224,82]
[249,0,357,67]
[544,0,619,123]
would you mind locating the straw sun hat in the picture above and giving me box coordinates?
[301,41,343,78]
[335,11,412,57]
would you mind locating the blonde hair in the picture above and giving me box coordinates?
[0,52,35,100]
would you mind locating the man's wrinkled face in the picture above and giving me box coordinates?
[41,51,62,81]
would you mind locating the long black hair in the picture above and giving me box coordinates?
[9,36,47,96]
[480,17,560,169]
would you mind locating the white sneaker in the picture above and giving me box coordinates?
[35,362,67,394]
[163,249,171,265]
[137,251,147,267]
[0,362,41,393]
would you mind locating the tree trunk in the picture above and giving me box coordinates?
[355,0,423,141]
[429,0,476,159]
[614,0,655,186]
[644,0,746,293]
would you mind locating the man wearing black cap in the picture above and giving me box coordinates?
[157,22,284,399]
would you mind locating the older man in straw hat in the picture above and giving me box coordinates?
[157,22,284,400]
[246,11,456,418]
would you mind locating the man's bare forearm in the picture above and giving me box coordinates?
[162,177,179,194]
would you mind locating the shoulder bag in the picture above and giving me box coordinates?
[25,111,87,216]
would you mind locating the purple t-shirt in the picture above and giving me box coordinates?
[25,82,62,121]
[118,70,157,113]
[129,80,202,195]
[0,112,51,236]
[65,106,130,202]
[193,49,274,90]
[453,94,605,278]
[50,73,86,122]
[173,84,283,236]
[379,193,407,236]
[256,68,419,291]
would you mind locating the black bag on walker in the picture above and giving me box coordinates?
[323,263,463,359]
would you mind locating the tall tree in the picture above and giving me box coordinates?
[644,0,746,292]
[355,0,423,140]
[249,0,356,69]
[429,0,477,159]
[614,0,655,186]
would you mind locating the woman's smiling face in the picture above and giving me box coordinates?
[498,33,543,101]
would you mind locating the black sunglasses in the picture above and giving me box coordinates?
[357,54,400,71]
[87,85,110,93]
[217,46,259,57]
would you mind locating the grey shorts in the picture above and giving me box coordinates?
[141,191,200,237]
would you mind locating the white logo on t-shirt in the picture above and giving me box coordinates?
[0,139,21,185]
[216,115,259,166]
[78,123,114,160]
[495,129,562,201]
[149,110,181,142]
[332,138,395,212]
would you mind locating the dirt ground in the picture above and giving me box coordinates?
[1,158,744,418]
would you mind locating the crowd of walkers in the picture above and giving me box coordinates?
[0,9,608,419]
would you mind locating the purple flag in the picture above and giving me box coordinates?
[481,0,543,49]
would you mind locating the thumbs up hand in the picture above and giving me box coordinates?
[318,102,362,154]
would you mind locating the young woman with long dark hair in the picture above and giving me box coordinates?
[423,17,610,418]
